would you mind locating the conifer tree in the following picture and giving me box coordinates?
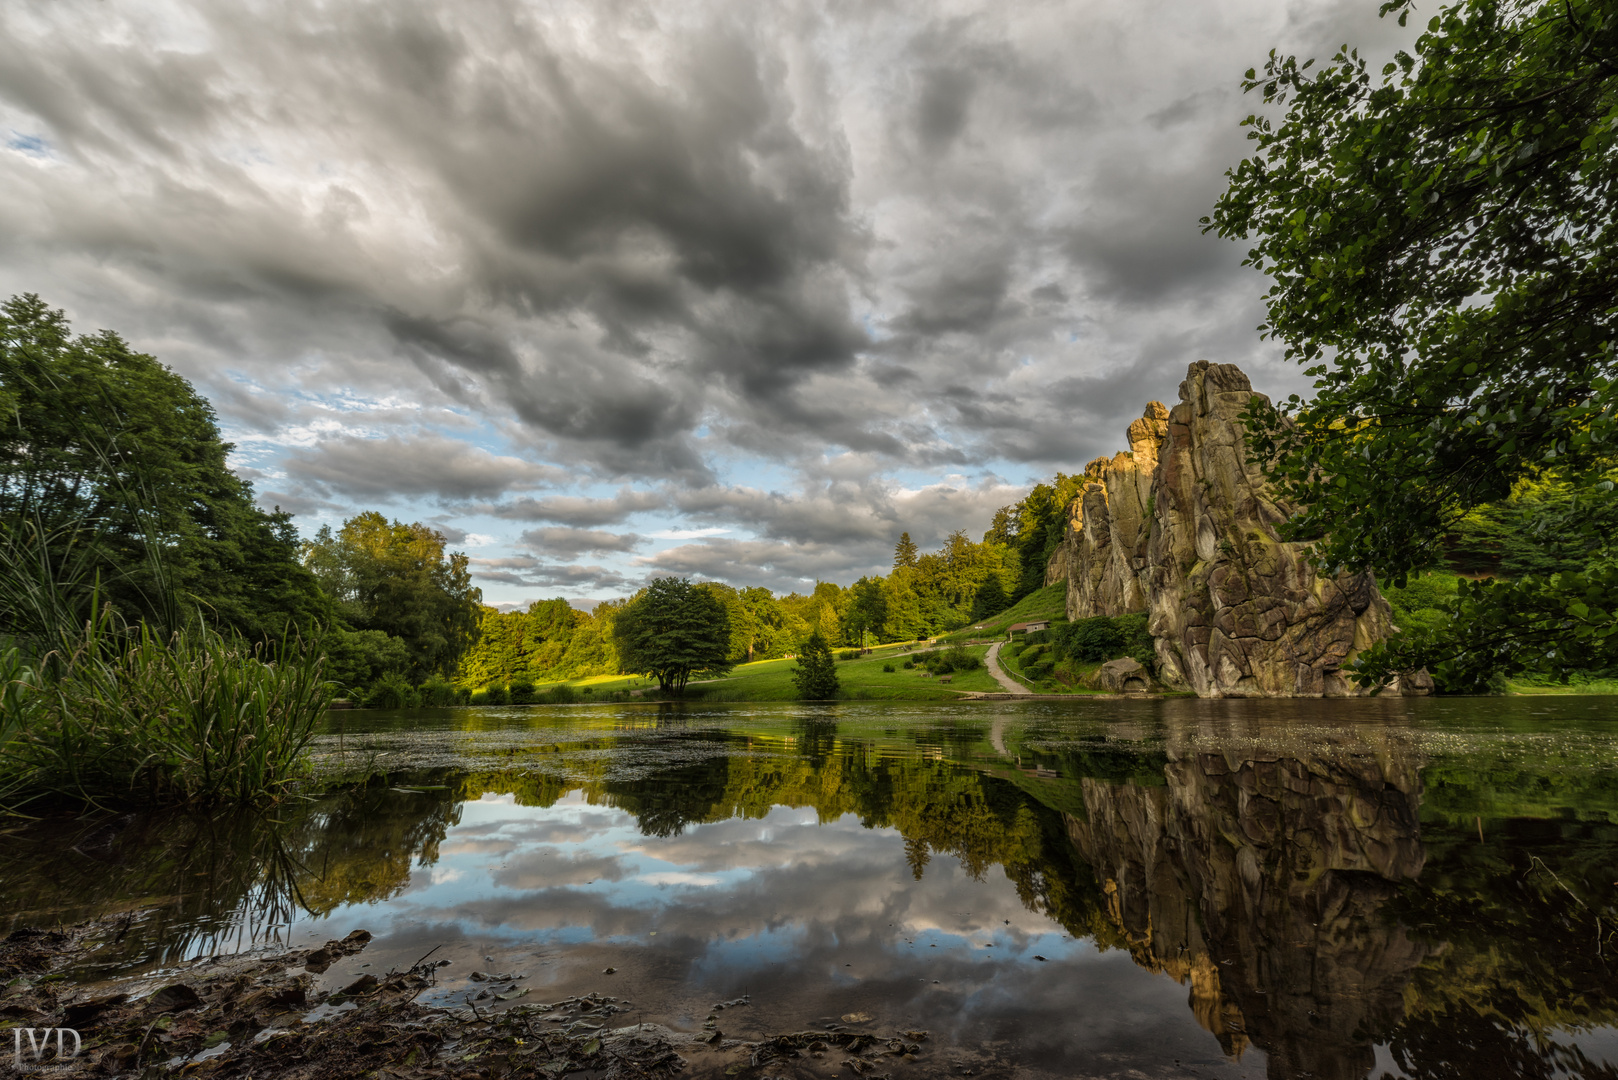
[792,628,840,699]
[893,532,919,569]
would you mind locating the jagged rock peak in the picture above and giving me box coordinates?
[1045,361,1425,698]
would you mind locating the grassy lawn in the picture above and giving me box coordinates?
[532,641,999,701]
[1506,678,1618,695]
[939,582,1068,642]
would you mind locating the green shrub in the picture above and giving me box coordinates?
[837,649,859,661]
[364,671,418,709]
[509,679,538,705]
[540,683,577,704]
[943,643,980,672]
[882,663,895,673]
[481,684,510,706]
[419,680,458,706]
[902,660,915,670]
[1055,617,1125,662]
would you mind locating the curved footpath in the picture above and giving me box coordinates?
[984,640,1034,695]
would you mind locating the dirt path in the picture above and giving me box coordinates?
[984,640,1034,695]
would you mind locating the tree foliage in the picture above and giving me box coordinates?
[791,628,840,700]
[0,294,331,641]
[612,576,733,693]
[301,513,481,681]
[1206,0,1618,685]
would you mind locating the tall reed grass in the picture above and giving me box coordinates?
[0,606,331,811]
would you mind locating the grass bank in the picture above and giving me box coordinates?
[939,582,1068,643]
[528,641,1000,701]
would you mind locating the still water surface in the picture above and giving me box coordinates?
[5,697,1618,1079]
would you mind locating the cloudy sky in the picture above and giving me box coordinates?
[0,0,1412,607]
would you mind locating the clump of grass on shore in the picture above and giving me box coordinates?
[0,607,331,812]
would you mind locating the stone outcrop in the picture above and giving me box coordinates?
[1047,361,1414,697]
[1087,657,1152,693]
[1065,730,1429,1078]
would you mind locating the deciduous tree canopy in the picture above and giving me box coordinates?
[0,294,330,641]
[1206,0,1618,688]
[612,576,733,693]
[302,513,481,681]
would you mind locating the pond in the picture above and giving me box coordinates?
[4,697,1618,1079]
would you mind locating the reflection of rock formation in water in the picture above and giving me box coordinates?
[1065,739,1428,1080]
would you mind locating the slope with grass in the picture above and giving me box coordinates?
[940,583,1069,642]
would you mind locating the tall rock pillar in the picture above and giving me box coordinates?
[1147,362,1392,696]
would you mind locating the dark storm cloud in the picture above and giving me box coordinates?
[519,527,644,559]
[0,0,1420,599]
[284,432,561,501]
[484,489,666,527]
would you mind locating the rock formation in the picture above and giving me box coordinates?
[1046,361,1420,697]
[1065,730,1429,1079]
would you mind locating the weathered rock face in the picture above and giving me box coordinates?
[1065,733,1428,1079]
[1048,361,1401,697]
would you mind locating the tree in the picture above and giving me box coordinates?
[792,627,840,699]
[845,576,889,645]
[0,294,331,640]
[1205,0,1618,687]
[893,532,919,569]
[971,574,1009,621]
[302,513,482,680]
[612,576,733,693]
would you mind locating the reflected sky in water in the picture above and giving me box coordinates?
[5,696,1618,1079]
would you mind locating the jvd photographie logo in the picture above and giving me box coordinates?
[10,1028,81,1069]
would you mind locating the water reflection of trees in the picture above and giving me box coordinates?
[7,716,1618,1078]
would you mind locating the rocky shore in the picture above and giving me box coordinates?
[1,923,930,1080]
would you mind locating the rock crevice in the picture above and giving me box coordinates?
[1046,361,1418,698]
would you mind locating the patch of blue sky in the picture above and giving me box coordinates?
[686,921,811,980]
[5,132,50,158]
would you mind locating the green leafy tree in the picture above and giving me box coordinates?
[970,574,1010,621]
[302,513,481,681]
[1205,0,1618,688]
[612,576,733,693]
[0,294,331,640]
[845,576,889,645]
[792,627,840,699]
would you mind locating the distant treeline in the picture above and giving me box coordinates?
[452,483,1090,690]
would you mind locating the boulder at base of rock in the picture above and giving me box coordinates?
[1092,657,1152,694]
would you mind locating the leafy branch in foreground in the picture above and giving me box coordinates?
[1206,0,1618,685]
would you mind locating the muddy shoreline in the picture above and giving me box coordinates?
[1,920,936,1080]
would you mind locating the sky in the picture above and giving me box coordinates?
[0,0,1415,609]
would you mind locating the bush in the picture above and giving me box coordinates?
[539,683,577,704]
[944,643,981,672]
[882,663,895,673]
[364,670,419,710]
[837,649,859,661]
[1049,614,1156,674]
[419,680,458,706]
[481,684,510,706]
[509,679,538,705]
[902,660,915,670]
[1054,617,1125,662]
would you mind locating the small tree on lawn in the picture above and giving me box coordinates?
[612,577,733,694]
[792,628,840,700]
